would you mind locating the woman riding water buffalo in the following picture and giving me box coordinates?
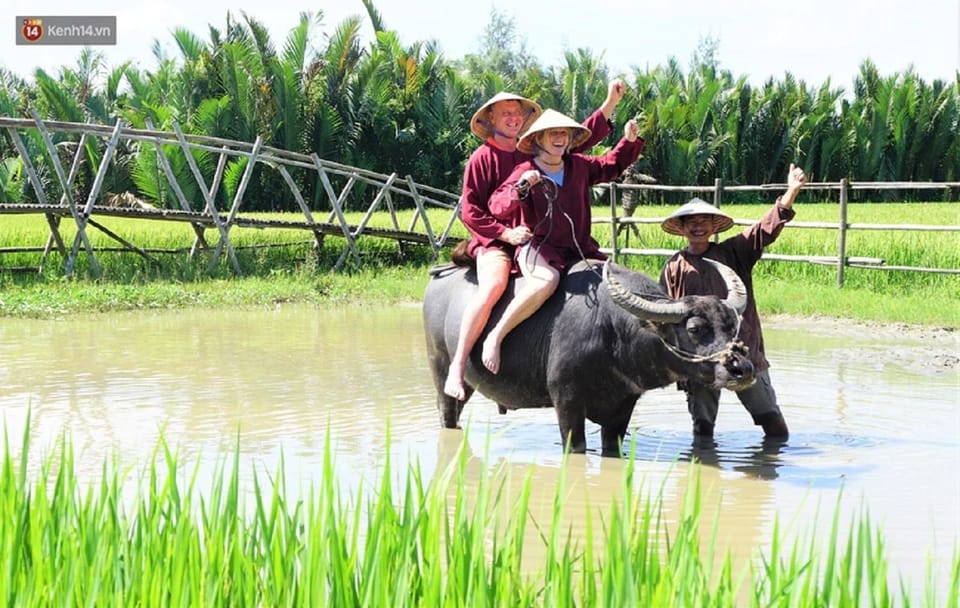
[481,109,644,373]
[442,82,627,400]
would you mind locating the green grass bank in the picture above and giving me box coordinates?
[0,202,957,328]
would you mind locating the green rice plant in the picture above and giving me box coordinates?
[3,419,958,606]
[594,448,677,604]
[751,497,900,608]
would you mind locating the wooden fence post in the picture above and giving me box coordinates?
[712,177,723,244]
[837,178,849,287]
[609,183,619,263]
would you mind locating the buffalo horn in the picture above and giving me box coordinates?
[702,259,747,314]
[603,262,690,323]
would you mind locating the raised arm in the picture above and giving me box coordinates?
[598,78,625,120]
[728,163,807,261]
[582,119,644,185]
[777,163,807,210]
[571,78,626,152]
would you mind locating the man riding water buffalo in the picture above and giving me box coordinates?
[425,103,758,455]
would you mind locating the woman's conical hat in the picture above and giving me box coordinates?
[516,109,591,155]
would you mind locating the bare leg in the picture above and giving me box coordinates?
[443,249,511,399]
[482,255,559,374]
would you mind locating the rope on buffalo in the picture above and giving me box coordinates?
[661,337,748,365]
[658,285,745,363]
[603,260,745,362]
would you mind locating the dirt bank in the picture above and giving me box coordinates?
[765,314,959,374]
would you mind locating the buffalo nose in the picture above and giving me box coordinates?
[725,354,754,379]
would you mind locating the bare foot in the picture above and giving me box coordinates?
[481,337,501,374]
[443,370,466,401]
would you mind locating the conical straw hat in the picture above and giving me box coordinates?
[516,109,592,155]
[660,198,735,236]
[470,92,543,139]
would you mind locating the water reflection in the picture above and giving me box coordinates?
[0,304,956,603]
[684,435,789,480]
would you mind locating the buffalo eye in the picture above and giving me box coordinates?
[684,317,712,343]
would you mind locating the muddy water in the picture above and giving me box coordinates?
[1,305,957,601]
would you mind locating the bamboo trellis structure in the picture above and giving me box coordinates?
[0,115,463,276]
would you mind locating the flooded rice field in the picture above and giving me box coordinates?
[0,304,957,602]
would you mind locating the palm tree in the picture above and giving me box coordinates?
[554,48,610,121]
[5,7,956,210]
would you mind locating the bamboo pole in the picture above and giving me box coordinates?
[609,182,619,263]
[837,178,849,287]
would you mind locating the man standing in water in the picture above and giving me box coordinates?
[659,163,808,439]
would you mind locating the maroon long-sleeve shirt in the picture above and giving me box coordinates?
[460,109,613,257]
[488,136,644,273]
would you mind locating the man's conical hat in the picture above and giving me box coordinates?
[661,198,735,236]
[470,92,543,139]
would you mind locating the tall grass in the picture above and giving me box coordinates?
[2,420,957,606]
[0,202,957,326]
[605,202,960,327]
[607,202,958,277]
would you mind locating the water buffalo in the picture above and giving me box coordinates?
[422,259,755,456]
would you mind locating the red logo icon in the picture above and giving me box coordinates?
[21,18,44,43]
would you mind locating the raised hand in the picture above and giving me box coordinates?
[787,163,807,191]
[601,78,627,118]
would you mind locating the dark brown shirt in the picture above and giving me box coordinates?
[659,202,796,371]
